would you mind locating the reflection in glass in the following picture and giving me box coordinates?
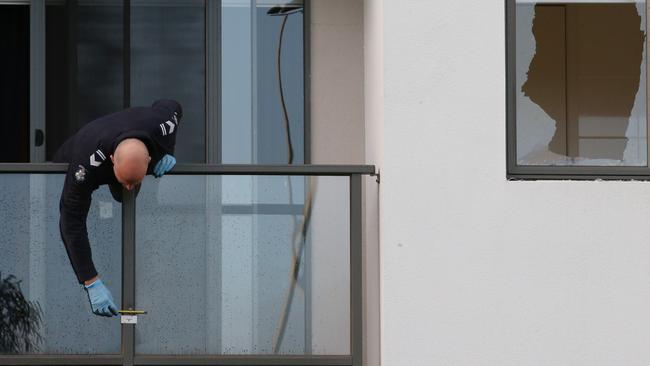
[222,0,304,164]
[46,0,124,161]
[135,175,350,355]
[0,5,29,162]
[0,273,43,353]
[131,0,205,163]
[515,1,647,166]
[0,175,121,354]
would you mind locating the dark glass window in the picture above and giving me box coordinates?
[2,0,305,164]
[0,5,29,162]
[46,1,124,161]
[131,0,205,163]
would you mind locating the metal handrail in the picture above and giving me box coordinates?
[0,163,376,176]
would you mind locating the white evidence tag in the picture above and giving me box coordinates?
[121,315,137,324]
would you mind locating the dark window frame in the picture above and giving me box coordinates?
[506,0,650,180]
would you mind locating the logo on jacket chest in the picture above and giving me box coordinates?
[75,165,87,183]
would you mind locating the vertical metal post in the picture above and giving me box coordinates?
[641,1,650,166]
[505,0,516,174]
[122,2,133,364]
[303,0,311,165]
[250,0,258,164]
[30,0,45,163]
[29,0,48,337]
[121,189,136,366]
[350,174,363,366]
[206,0,223,353]
[303,3,313,350]
[250,1,260,348]
[207,0,221,164]
[303,179,312,354]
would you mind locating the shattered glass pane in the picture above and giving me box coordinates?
[516,0,647,166]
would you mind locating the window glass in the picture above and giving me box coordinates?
[0,175,121,354]
[222,0,304,164]
[134,175,349,355]
[22,0,305,165]
[46,0,124,161]
[515,0,647,166]
[131,0,206,163]
[0,5,29,162]
[46,0,208,163]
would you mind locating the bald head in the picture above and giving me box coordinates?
[111,138,151,190]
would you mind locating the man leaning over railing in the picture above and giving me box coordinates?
[53,99,181,317]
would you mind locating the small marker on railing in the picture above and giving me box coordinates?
[118,310,147,315]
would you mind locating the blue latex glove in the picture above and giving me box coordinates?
[154,154,176,178]
[84,279,118,317]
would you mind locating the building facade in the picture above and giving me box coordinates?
[3,1,650,366]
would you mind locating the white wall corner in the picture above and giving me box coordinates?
[363,1,384,366]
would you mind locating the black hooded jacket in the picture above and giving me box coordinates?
[53,99,182,283]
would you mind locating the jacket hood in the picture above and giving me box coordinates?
[151,99,182,122]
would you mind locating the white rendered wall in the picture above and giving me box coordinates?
[378,1,650,366]
[363,0,383,365]
[310,0,365,164]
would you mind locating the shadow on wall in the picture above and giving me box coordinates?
[522,3,644,159]
[0,273,43,354]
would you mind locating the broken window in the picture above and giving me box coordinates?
[514,0,647,166]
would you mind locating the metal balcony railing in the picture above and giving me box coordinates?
[0,163,375,366]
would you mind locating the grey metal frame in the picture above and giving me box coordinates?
[302,10,312,349]
[0,164,374,175]
[122,189,136,366]
[0,355,354,365]
[505,0,650,181]
[0,164,372,366]
[206,0,220,164]
[304,1,311,165]
[349,175,363,366]
[30,0,45,162]
[205,3,223,352]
